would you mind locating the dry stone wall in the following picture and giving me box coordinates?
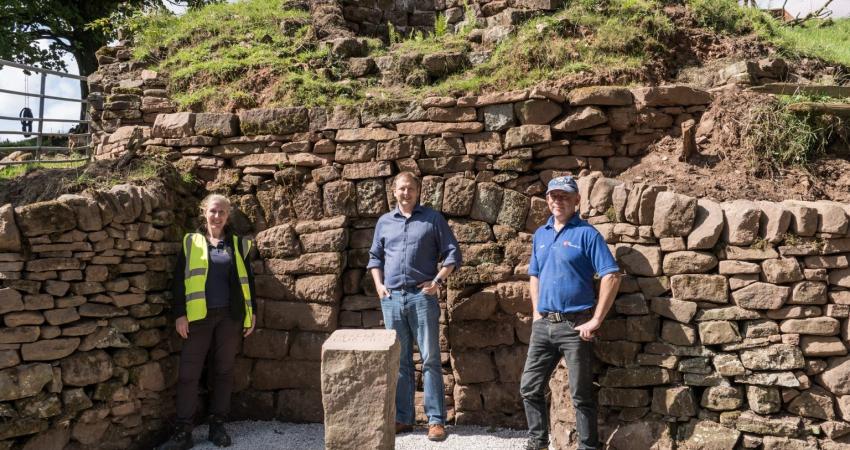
[68,40,850,448]
[0,182,191,449]
[79,79,850,448]
[335,0,563,38]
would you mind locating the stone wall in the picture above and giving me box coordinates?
[336,0,563,38]
[73,35,850,447]
[77,79,850,448]
[0,181,192,449]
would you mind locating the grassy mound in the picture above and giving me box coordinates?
[124,0,850,111]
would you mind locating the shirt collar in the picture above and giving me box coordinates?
[393,203,423,218]
[545,214,582,230]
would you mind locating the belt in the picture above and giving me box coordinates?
[542,311,591,323]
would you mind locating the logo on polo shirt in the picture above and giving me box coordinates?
[563,240,581,250]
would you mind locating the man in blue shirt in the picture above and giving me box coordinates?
[368,171,461,442]
[520,176,621,450]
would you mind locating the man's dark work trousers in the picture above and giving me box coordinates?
[175,308,241,425]
[520,316,598,450]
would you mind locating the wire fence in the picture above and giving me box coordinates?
[0,58,91,167]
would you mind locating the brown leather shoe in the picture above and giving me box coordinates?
[395,422,413,434]
[427,424,447,441]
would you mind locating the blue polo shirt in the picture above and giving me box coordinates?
[529,214,620,313]
[367,204,461,289]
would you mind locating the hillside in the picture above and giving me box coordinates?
[124,0,850,112]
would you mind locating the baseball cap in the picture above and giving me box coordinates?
[546,176,578,194]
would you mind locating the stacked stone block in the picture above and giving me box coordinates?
[0,182,186,449]
[88,44,177,158]
[336,0,564,37]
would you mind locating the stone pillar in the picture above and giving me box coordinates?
[321,329,400,450]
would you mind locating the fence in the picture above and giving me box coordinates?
[0,58,91,166]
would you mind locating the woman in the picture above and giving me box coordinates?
[159,194,256,450]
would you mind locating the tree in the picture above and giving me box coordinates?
[0,0,219,118]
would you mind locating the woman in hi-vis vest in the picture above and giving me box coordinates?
[159,194,256,450]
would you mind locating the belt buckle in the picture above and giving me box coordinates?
[548,312,563,323]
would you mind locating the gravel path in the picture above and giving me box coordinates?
[189,421,529,449]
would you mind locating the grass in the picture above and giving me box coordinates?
[428,0,674,95]
[126,0,359,109]
[766,18,850,68]
[0,157,87,181]
[120,0,850,111]
[686,0,850,67]
[742,95,849,174]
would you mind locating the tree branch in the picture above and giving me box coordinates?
[788,0,833,27]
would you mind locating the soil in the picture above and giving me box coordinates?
[617,87,850,203]
[0,158,190,206]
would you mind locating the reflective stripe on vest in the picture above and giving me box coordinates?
[183,233,253,328]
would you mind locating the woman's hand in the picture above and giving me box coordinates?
[243,314,256,337]
[175,316,189,339]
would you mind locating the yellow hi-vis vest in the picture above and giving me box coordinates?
[182,233,253,328]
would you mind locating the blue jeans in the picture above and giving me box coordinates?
[381,288,445,426]
[520,315,598,450]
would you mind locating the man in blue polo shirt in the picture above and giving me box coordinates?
[520,176,621,450]
[368,171,461,442]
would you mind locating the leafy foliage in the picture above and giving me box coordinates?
[0,0,218,77]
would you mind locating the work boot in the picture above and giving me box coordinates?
[208,415,232,447]
[427,424,447,441]
[158,425,193,450]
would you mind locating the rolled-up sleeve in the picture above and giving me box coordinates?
[367,219,385,270]
[588,231,619,277]
[528,233,540,277]
[435,213,461,267]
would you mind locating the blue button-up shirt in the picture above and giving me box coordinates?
[367,204,462,289]
[529,214,620,313]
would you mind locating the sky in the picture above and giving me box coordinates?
[0,0,847,144]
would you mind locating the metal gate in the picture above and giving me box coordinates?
[0,58,91,166]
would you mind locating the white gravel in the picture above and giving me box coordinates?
[189,421,529,449]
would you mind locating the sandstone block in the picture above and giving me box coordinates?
[701,385,743,411]
[15,201,76,237]
[731,282,789,309]
[801,336,847,357]
[819,356,850,395]
[0,363,53,401]
[652,192,696,237]
[632,86,711,106]
[152,112,194,138]
[442,177,476,216]
[740,344,805,370]
[722,200,761,246]
[651,386,696,417]
[504,125,551,148]
[322,330,399,450]
[194,112,238,137]
[747,385,781,414]
[470,182,503,224]
[762,258,803,284]
[615,244,662,277]
[551,106,606,132]
[671,275,728,303]
[238,108,308,135]
[21,338,79,361]
[735,411,801,437]
[779,317,840,335]
[698,321,741,345]
[662,251,717,275]
[687,199,724,249]
[0,204,22,252]
[568,86,633,106]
